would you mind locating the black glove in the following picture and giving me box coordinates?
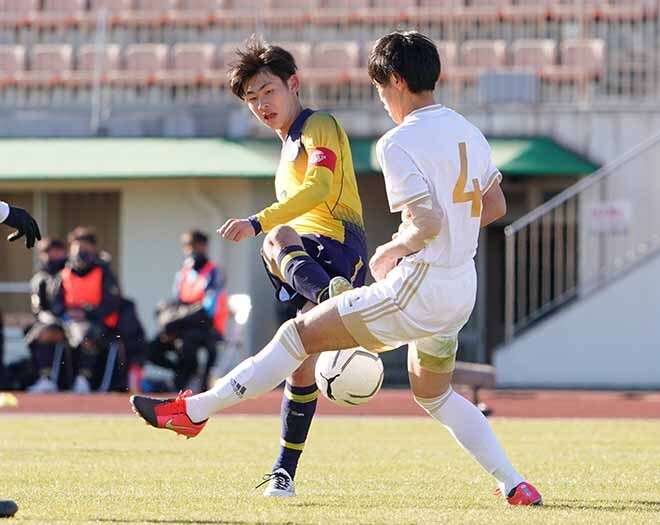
[3,205,42,249]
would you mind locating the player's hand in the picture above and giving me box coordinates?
[369,245,398,282]
[3,205,41,249]
[217,218,256,242]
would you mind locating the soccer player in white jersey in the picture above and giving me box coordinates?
[131,31,542,506]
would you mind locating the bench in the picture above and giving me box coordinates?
[453,361,496,416]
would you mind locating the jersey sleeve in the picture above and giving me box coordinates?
[254,113,339,233]
[474,131,502,193]
[376,137,432,213]
[482,148,502,194]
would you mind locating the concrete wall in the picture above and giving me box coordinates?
[494,252,660,389]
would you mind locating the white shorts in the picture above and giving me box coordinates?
[336,259,477,356]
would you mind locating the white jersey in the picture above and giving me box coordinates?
[376,105,501,268]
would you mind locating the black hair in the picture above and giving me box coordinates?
[228,35,298,100]
[368,31,440,93]
[181,229,208,246]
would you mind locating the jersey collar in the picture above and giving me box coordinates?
[405,103,444,120]
[286,108,315,143]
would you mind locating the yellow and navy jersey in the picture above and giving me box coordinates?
[251,109,365,244]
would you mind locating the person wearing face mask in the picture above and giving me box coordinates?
[146,230,228,392]
[24,238,68,393]
[51,227,121,393]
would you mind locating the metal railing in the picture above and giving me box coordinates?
[504,129,660,341]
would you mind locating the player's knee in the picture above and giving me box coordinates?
[413,386,453,413]
[265,225,299,251]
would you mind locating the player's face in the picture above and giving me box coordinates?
[244,71,299,133]
[375,77,405,125]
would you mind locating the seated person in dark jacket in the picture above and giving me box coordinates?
[51,227,121,393]
[148,230,228,392]
[25,238,68,393]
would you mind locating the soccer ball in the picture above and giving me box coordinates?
[315,349,384,407]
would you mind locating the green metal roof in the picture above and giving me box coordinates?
[0,136,596,181]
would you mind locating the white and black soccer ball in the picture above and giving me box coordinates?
[315,349,384,407]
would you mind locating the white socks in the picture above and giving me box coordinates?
[186,320,307,423]
[415,387,524,495]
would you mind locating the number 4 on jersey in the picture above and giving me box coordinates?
[452,142,482,218]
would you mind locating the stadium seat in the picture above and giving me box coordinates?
[91,0,136,9]
[158,42,217,86]
[173,0,224,26]
[18,44,73,88]
[311,0,369,25]
[0,45,25,86]
[455,40,507,82]
[30,0,87,31]
[109,43,168,87]
[511,39,556,70]
[87,0,135,27]
[542,38,605,82]
[599,0,649,22]
[0,0,39,30]
[365,0,417,24]
[279,42,313,69]
[435,40,458,80]
[67,44,121,87]
[500,0,551,22]
[306,41,359,84]
[122,0,179,28]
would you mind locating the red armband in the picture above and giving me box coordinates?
[307,147,337,172]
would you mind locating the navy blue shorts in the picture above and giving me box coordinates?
[263,225,367,311]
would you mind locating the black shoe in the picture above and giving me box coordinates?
[0,500,18,518]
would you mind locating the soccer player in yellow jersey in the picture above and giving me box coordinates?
[216,37,367,496]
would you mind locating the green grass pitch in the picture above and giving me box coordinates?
[2,415,660,524]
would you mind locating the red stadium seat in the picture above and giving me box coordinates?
[0,45,26,86]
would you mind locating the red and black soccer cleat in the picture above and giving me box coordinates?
[494,481,543,506]
[130,389,207,439]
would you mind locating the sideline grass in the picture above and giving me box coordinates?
[2,416,660,524]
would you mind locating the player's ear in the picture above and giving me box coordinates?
[391,73,406,92]
[288,74,300,95]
